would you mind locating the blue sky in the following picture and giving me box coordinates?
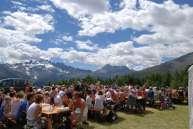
[0,0,193,71]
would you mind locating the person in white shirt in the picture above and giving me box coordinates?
[105,90,112,101]
[54,91,65,106]
[82,90,92,124]
[86,91,92,110]
[27,94,43,129]
[94,91,105,111]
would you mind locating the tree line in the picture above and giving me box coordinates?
[56,67,189,88]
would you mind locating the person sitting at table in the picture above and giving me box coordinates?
[43,91,51,104]
[105,89,112,101]
[65,91,74,111]
[26,94,44,129]
[63,94,69,107]
[50,87,57,105]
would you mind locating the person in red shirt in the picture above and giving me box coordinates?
[136,87,146,112]
[71,92,85,127]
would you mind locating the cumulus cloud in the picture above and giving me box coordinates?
[11,0,52,13]
[0,44,63,64]
[1,0,193,71]
[61,50,89,63]
[38,5,55,13]
[60,41,161,70]
[4,11,53,35]
[50,0,109,18]
[134,0,193,58]
[51,0,193,70]
[77,0,152,36]
[0,11,54,63]
[1,11,53,47]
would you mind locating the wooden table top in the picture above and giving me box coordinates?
[42,105,70,116]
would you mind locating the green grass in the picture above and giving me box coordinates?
[88,105,188,129]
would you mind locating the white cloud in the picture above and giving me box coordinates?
[76,0,152,36]
[11,0,55,14]
[56,0,193,70]
[134,0,193,58]
[60,41,161,70]
[1,0,193,71]
[39,5,55,13]
[54,35,74,45]
[61,50,89,63]
[0,44,64,64]
[89,42,160,69]
[0,27,41,47]
[11,1,23,6]
[0,11,54,63]
[76,40,98,51]
[4,11,53,36]
[0,44,41,64]
[50,0,109,18]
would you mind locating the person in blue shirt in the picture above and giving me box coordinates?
[17,93,34,123]
[147,88,154,107]
[0,104,4,121]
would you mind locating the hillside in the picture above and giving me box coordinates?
[137,52,193,75]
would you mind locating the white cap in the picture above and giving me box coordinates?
[37,89,42,92]
[59,91,65,97]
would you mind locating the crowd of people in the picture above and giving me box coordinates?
[0,83,188,129]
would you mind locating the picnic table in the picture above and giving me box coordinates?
[41,104,70,129]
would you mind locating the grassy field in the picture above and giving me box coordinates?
[88,105,188,129]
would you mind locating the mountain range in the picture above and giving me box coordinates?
[137,52,193,75]
[0,52,193,85]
